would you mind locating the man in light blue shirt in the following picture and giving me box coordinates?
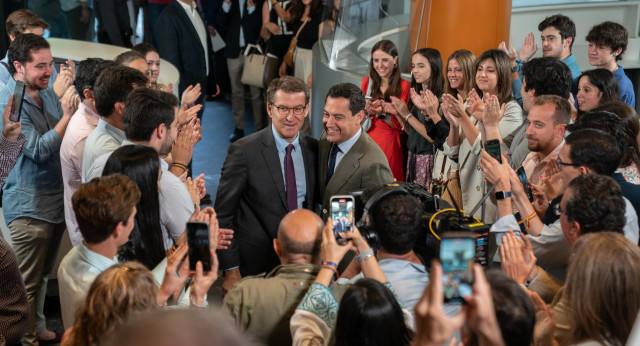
[0,33,77,346]
[504,14,581,107]
[81,65,147,181]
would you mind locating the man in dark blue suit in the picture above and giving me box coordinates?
[155,0,219,117]
[215,77,317,294]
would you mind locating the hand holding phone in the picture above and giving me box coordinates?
[186,221,212,272]
[10,81,26,123]
[440,232,475,303]
[1,95,21,141]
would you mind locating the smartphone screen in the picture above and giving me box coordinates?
[10,81,26,123]
[186,221,211,272]
[440,234,475,303]
[485,139,502,164]
[330,195,354,242]
[516,167,533,202]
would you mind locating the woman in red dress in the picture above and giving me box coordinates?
[361,40,410,182]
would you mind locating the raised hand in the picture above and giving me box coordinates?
[410,88,427,111]
[520,32,538,62]
[389,96,410,117]
[441,93,466,118]
[482,94,505,128]
[498,41,517,65]
[466,88,484,117]
[177,104,201,126]
[413,261,467,346]
[499,229,537,284]
[181,83,202,107]
[423,90,440,118]
[60,86,78,117]
[53,60,76,99]
[1,95,21,141]
[157,244,190,306]
[529,291,558,346]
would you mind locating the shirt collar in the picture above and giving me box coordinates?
[533,139,564,163]
[336,128,362,154]
[272,124,300,152]
[177,0,197,14]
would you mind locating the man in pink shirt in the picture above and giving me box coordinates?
[60,58,117,246]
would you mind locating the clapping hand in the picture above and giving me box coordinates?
[499,229,537,284]
[519,32,538,62]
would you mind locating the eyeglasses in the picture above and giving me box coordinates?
[554,203,565,216]
[274,105,306,115]
[556,157,581,168]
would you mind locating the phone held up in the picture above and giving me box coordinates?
[484,139,502,164]
[186,221,212,272]
[330,195,355,244]
[10,81,26,123]
[440,231,475,303]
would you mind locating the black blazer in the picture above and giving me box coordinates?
[215,127,318,276]
[215,0,263,59]
[155,0,216,95]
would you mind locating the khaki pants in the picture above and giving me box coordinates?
[9,217,65,346]
[227,55,266,131]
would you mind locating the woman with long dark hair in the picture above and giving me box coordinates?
[362,39,411,182]
[102,145,165,270]
[390,48,449,188]
[576,69,620,115]
[441,49,523,223]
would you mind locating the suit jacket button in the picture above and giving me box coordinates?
[322,208,327,215]
[476,185,480,191]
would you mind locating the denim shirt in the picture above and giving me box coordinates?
[0,77,65,224]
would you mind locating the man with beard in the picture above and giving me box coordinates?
[521,95,570,186]
[0,33,77,346]
[86,88,201,249]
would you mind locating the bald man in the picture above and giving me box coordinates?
[222,209,323,346]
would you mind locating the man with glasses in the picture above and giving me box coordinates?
[482,128,638,282]
[215,76,317,294]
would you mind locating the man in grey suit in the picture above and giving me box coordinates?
[318,83,394,218]
[215,76,317,294]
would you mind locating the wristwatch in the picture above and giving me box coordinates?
[495,191,512,200]
[510,65,518,73]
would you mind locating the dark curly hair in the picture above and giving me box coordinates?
[538,14,576,50]
[592,102,640,170]
[565,128,622,176]
[370,194,423,255]
[522,57,572,98]
[586,21,628,61]
[568,110,627,168]
[565,173,625,235]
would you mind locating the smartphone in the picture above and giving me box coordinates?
[330,195,355,243]
[484,139,502,164]
[10,81,26,122]
[186,221,212,272]
[516,166,534,202]
[440,232,475,303]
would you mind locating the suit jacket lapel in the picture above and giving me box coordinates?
[174,1,205,55]
[262,129,288,211]
[325,132,367,196]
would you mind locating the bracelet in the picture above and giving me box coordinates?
[355,248,374,262]
[172,162,188,172]
[404,113,413,120]
[518,211,537,231]
[321,263,339,280]
[190,296,206,309]
[324,261,339,268]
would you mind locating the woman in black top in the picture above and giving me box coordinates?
[261,0,294,59]
[390,48,450,189]
[278,0,324,85]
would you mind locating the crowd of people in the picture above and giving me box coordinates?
[1,2,640,346]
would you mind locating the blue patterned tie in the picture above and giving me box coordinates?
[326,144,340,185]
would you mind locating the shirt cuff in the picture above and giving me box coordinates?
[0,132,25,151]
